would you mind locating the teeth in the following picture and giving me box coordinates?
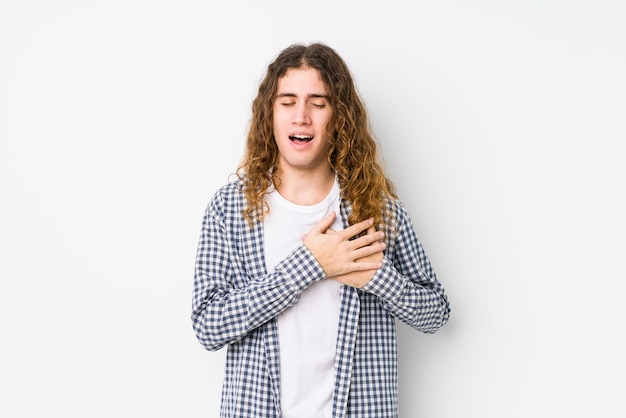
[290,135,313,140]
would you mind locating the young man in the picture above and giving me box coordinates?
[191,43,450,418]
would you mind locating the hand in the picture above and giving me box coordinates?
[303,212,385,280]
[331,225,384,288]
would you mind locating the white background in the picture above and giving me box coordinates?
[1,1,625,417]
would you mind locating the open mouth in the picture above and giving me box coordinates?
[289,134,313,143]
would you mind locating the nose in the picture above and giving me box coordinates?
[293,103,311,125]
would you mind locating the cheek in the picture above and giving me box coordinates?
[273,109,289,131]
[320,116,332,139]
[322,111,332,129]
[272,113,284,134]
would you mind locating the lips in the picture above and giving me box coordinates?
[289,134,313,143]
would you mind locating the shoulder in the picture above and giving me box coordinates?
[384,195,412,223]
[215,179,244,196]
[206,180,246,215]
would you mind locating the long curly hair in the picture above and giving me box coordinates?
[237,42,397,231]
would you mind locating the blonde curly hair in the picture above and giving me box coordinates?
[237,43,397,231]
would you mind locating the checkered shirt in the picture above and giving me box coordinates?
[191,180,450,417]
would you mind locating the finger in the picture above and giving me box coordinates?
[308,211,336,234]
[353,241,386,259]
[365,225,380,241]
[350,259,383,271]
[367,225,378,237]
[351,229,385,249]
[341,217,374,239]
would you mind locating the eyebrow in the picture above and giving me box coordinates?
[276,93,329,99]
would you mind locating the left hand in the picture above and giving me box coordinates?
[328,225,385,288]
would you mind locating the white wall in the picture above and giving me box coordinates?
[1,1,624,417]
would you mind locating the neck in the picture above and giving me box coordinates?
[274,166,335,206]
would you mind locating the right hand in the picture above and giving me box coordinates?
[302,212,385,278]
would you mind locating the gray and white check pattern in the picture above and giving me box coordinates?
[192,180,450,417]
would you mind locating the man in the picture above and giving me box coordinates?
[192,43,450,417]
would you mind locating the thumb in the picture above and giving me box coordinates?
[308,211,336,235]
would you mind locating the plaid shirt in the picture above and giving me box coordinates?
[192,180,450,417]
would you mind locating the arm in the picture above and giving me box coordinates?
[191,189,325,351]
[191,189,384,351]
[362,202,451,333]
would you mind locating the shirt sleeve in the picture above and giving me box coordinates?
[361,201,451,333]
[191,187,326,351]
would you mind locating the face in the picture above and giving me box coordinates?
[272,67,332,177]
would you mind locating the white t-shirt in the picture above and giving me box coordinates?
[264,180,343,418]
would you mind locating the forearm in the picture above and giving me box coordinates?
[192,245,325,351]
[363,257,450,333]
[361,205,451,333]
